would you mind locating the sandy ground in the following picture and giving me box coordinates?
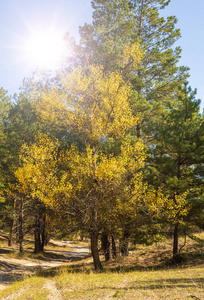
[0,240,90,291]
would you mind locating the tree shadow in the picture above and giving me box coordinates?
[0,260,22,271]
[0,273,24,284]
[127,277,204,290]
[33,250,90,262]
[0,260,27,284]
[81,277,203,298]
[0,249,12,254]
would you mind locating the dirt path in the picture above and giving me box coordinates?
[43,279,64,300]
[0,240,90,291]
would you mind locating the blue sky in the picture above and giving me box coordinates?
[0,0,203,110]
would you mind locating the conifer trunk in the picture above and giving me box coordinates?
[120,228,131,256]
[8,216,15,247]
[112,236,117,258]
[40,214,46,252]
[173,223,179,258]
[19,197,24,253]
[34,213,46,253]
[34,215,41,253]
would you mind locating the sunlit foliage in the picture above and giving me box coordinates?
[33,64,139,144]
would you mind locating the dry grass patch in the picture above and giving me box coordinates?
[0,276,48,300]
[54,265,204,299]
[1,265,203,300]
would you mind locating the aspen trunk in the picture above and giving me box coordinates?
[90,232,103,271]
[101,233,110,261]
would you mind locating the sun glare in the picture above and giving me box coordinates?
[25,30,65,69]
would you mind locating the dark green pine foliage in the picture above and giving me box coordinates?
[147,82,204,256]
[0,88,12,189]
[0,77,81,250]
[79,0,189,137]
[3,94,39,185]
[0,92,41,246]
[0,88,12,233]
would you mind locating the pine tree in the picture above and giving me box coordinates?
[79,0,189,138]
[0,88,11,189]
[0,88,12,244]
[147,82,204,257]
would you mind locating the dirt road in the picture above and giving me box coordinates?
[0,240,90,290]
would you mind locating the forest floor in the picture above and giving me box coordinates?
[0,232,204,299]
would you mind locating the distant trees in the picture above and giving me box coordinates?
[0,88,54,251]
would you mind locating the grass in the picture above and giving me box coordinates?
[0,263,203,299]
[56,266,204,299]
[0,276,48,300]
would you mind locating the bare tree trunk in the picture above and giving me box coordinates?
[101,233,110,261]
[34,215,41,253]
[137,123,142,138]
[112,236,117,258]
[8,198,16,247]
[40,214,46,252]
[90,232,103,271]
[120,228,131,256]
[8,214,15,247]
[173,223,179,258]
[19,197,24,253]
[8,226,13,247]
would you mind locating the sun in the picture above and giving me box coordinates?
[25,29,65,69]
